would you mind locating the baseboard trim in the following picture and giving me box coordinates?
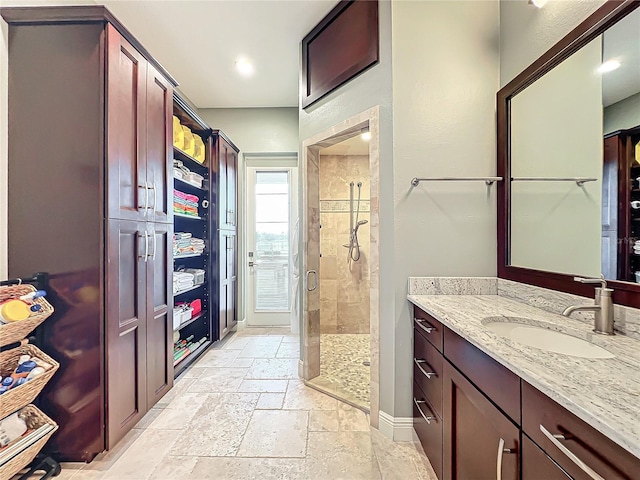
[378,411,418,442]
[298,359,304,378]
[237,318,247,330]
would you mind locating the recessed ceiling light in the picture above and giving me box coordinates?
[235,58,254,76]
[529,0,549,8]
[361,132,371,141]
[598,59,621,73]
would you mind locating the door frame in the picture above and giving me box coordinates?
[245,165,299,326]
[242,154,299,330]
[300,106,381,427]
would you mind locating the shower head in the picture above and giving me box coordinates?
[357,220,368,226]
[357,181,362,187]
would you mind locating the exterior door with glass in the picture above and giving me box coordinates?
[247,168,296,326]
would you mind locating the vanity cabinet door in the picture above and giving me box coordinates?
[414,381,443,480]
[443,361,519,480]
[522,435,572,480]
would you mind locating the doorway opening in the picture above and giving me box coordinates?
[301,107,380,425]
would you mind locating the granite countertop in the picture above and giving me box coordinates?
[407,294,640,458]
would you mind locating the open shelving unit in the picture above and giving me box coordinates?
[171,93,215,378]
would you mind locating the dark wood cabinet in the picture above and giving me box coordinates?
[443,361,519,480]
[213,132,240,339]
[3,6,177,461]
[522,435,572,480]
[411,304,640,480]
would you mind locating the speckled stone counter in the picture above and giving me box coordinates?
[407,293,640,459]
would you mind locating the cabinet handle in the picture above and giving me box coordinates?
[138,231,149,262]
[496,437,515,480]
[414,318,436,334]
[414,359,436,379]
[539,425,605,480]
[149,182,157,211]
[150,230,157,261]
[413,398,435,425]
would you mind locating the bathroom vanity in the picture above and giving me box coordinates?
[409,289,640,480]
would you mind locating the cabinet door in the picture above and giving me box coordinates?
[145,222,173,408]
[218,137,238,230]
[106,24,148,222]
[106,219,147,449]
[219,231,233,339]
[146,64,173,224]
[522,435,572,480]
[443,361,519,480]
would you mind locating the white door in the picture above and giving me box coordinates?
[247,167,297,326]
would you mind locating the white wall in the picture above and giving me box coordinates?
[392,0,500,417]
[500,0,607,87]
[510,38,603,277]
[604,93,640,134]
[299,0,394,415]
[199,107,299,154]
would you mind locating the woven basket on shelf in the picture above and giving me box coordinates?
[0,405,58,480]
[0,342,59,420]
[0,284,54,347]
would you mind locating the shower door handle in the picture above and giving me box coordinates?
[306,270,318,291]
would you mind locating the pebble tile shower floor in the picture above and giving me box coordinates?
[17,328,435,480]
[317,334,371,408]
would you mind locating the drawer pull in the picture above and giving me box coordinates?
[415,318,436,334]
[496,438,516,480]
[414,358,436,379]
[413,398,435,425]
[540,425,605,480]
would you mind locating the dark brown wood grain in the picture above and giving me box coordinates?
[443,361,519,480]
[522,435,572,480]
[522,381,640,479]
[443,327,521,425]
[413,306,444,353]
[496,0,640,309]
[301,0,379,108]
[414,380,443,480]
[414,327,444,417]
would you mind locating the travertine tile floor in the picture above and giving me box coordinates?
[17,327,435,480]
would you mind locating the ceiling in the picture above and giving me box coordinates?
[320,133,370,156]
[602,8,640,107]
[2,0,338,108]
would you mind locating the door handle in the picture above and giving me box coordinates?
[138,231,149,262]
[539,425,604,480]
[139,182,149,211]
[413,398,435,425]
[150,230,157,261]
[149,182,157,211]
[306,270,317,291]
[496,437,516,480]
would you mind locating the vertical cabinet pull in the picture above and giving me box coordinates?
[150,230,157,261]
[496,437,515,480]
[138,231,149,262]
[414,318,436,334]
[149,182,157,210]
[139,183,149,211]
[413,359,436,379]
[539,425,605,480]
[413,398,435,425]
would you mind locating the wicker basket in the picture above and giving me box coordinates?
[0,284,54,348]
[0,405,58,480]
[0,342,59,420]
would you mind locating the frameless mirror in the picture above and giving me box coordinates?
[508,8,640,284]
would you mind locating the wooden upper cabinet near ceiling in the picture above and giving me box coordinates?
[106,24,173,224]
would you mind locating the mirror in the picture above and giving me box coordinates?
[507,7,640,284]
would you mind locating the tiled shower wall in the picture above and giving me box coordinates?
[319,155,370,334]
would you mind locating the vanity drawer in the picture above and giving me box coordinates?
[443,327,520,425]
[413,380,443,480]
[413,306,443,353]
[413,327,443,417]
[522,381,640,480]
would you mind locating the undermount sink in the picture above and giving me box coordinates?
[482,317,615,359]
